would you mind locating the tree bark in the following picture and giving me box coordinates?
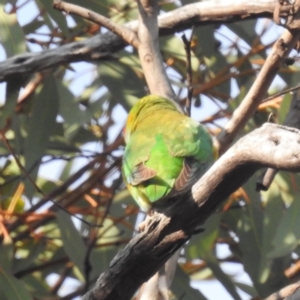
[81,123,300,300]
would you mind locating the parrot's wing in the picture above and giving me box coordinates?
[174,157,209,192]
[168,118,213,193]
[126,162,157,186]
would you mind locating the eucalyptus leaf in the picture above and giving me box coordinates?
[56,210,87,278]
[38,0,70,37]
[23,75,59,199]
[0,268,33,300]
[99,59,145,111]
[0,5,26,57]
[172,266,208,300]
[206,259,241,300]
[269,195,300,258]
[0,79,21,128]
[226,20,258,47]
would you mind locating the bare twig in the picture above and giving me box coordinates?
[261,83,300,104]
[182,30,194,116]
[53,0,139,48]
[217,28,300,154]
[16,72,44,112]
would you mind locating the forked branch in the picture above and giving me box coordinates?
[81,124,300,300]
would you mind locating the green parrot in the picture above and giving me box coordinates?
[122,95,214,212]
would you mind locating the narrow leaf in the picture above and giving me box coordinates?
[0,5,26,57]
[171,266,207,300]
[23,76,59,198]
[56,210,86,278]
[0,268,33,300]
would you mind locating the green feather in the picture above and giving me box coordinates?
[122,95,213,211]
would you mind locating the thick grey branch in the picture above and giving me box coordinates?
[81,123,300,300]
[0,0,294,83]
[257,90,300,191]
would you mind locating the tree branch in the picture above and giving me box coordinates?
[264,281,300,300]
[257,89,300,191]
[0,0,294,83]
[53,0,139,48]
[217,26,300,154]
[136,0,175,102]
[81,123,300,300]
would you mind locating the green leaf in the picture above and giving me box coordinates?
[68,126,99,145]
[234,281,257,297]
[23,75,59,198]
[65,0,110,18]
[38,0,70,37]
[0,268,33,300]
[13,240,47,275]
[262,173,294,207]
[261,178,286,251]
[172,266,208,300]
[226,20,258,47]
[187,213,221,260]
[278,92,292,125]
[235,49,255,88]
[0,5,26,57]
[237,201,264,289]
[89,246,119,281]
[278,65,300,86]
[82,218,122,280]
[22,19,44,34]
[22,274,50,298]
[0,240,14,273]
[110,189,137,239]
[206,259,241,300]
[98,58,145,110]
[11,113,25,155]
[193,26,230,99]
[56,80,89,126]
[56,210,86,279]
[269,195,300,258]
[0,79,21,128]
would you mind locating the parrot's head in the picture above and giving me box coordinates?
[124,95,179,144]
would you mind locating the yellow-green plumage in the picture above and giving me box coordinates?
[122,95,213,212]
